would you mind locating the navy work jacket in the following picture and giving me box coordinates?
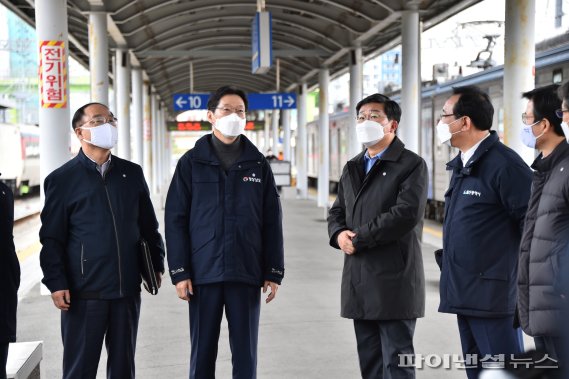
[439,131,532,317]
[39,149,165,299]
[165,134,284,287]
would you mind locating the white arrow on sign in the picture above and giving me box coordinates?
[175,96,188,109]
[284,95,295,108]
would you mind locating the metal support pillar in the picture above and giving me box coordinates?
[264,114,270,152]
[272,110,280,155]
[504,0,536,164]
[151,93,159,194]
[116,48,131,159]
[349,45,363,158]
[400,4,421,153]
[143,81,152,181]
[282,110,291,161]
[296,83,308,198]
[88,12,108,105]
[161,107,170,183]
[318,68,330,213]
[131,67,143,165]
[36,0,70,199]
[157,103,164,190]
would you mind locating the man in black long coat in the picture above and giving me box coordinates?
[0,177,20,379]
[328,94,428,379]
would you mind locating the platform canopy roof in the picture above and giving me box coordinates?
[2,0,481,111]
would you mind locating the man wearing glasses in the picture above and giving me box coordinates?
[165,86,284,379]
[518,83,569,374]
[328,93,428,379]
[436,86,531,379]
[39,102,165,379]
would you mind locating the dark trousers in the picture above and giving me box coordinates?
[189,282,261,379]
[61,294,141,379]
[0,343,8,379]
[457,315,523,379]
[534,335,568,378]
[353,319,417,379]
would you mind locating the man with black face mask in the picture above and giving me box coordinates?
[39,102,165,379]
[165,86,284,379]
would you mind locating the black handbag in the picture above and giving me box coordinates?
[139,239,159,295]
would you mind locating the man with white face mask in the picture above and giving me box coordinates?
[436,86,531,379]
[165,86,284,379]
[517,84,569,375]
[328,93,428,379]
[39,102,165,379]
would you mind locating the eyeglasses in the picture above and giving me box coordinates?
[215,107,246,118]
[555,109,569,119]
[356,112,387,123]
[521,112,539,125]
[439,113,457,119]
[81,115,117,128]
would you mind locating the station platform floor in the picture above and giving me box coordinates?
[14,196,475,378]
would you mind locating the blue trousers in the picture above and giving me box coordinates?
[61,294,141,379]
[189,282,261,379]
[457,315,523,379]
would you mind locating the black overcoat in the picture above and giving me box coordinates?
[0,179,20,343]
[328,137,428,320]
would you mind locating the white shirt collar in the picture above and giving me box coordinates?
[461,132,490,167]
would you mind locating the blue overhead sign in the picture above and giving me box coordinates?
[247,93,296,110]
[173,93,210,111]
[252,11,272,74]
[173,92,296,111]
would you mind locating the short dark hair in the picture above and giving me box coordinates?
[355,93,402,123]
[71,102,109,130]
[451,86,494,131]
[207,86,248,111]
[558,81,569,108]
[522,84,562,136]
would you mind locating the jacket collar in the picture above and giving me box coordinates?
[532,140,569,172]
[346,136,405,196]
[77,148,114,172]
[446,130,499,176]
[348,136,405,164]
[193,133,261,164]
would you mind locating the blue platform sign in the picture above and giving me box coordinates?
[247,93,296,110]
[173,93,210,111]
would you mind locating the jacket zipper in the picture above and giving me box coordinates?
[102,171,123,297]
[80,243,85,278]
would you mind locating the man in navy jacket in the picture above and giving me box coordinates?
[436,86,532,379]
[165,86,284,379]
[39,103,165,379]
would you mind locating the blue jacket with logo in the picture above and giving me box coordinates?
[439,131,532,317]
[39,149,165,299]
[165,134,284,286]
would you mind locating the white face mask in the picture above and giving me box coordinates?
[561,122,569,143]
[214,113,246,137]
[80,122,118,150]
[519,120,543,149]
[356,120,386,148]
[436,118,463,146]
